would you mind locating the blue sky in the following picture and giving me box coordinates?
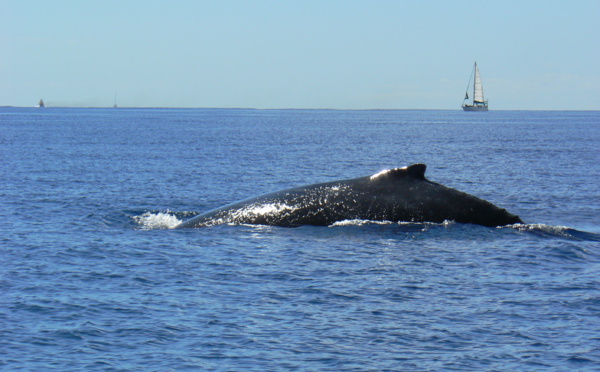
[1,1,599,110]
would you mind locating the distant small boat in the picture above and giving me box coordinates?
[462,62,488,111]
[38,99,45,108]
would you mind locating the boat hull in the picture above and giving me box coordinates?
[462,105,488,112]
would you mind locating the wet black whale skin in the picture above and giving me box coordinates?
[176,164,523,228]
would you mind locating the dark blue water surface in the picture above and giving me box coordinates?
[1,108,599,371]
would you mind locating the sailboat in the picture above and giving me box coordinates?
[462,62,488,111]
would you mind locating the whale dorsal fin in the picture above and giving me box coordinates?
[402,163,426,179]
[370,164,427,180]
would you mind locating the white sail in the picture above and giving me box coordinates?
[473,62,485,103]
[462,62,488,111]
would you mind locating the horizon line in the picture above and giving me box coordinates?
[1,105,599,112]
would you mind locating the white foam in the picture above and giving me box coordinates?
[512,223,565,232]
[133,211,182,230]
[330,219,393,227]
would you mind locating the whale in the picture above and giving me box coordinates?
[175,164,523,229]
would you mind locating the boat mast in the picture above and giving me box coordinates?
[473,63,477,103]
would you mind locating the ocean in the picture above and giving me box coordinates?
[1,107,599,371]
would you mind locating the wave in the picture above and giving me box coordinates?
[132,211,184,230]
[130,212,600,242]
[327,221,600,241]
[512,223,600,242]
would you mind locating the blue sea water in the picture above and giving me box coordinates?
[1,107,599,371]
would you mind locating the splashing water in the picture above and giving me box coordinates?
[133,211,182,230]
